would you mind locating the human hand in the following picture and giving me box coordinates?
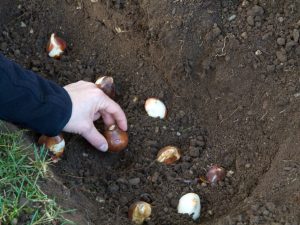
[63,81,127,152]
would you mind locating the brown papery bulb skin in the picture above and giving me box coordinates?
[206,165,225,185]
[95,76,115,99]
[38,134,65,157]
[103,124,128,152]
[128,201,152,224]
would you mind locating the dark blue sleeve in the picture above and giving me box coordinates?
[0,53,72,136]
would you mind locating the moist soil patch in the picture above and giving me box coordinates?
[1,0,300,224]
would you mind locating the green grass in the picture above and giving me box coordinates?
[0,126,74,225]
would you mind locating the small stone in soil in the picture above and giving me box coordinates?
[241,32,248,39]
[277,37,286,46]
[0,42,8,51]
[276,50,287,62]
[201,182,207,187]
[96,196,105,203]
[247,16,255,26]
[242,0,249,7]
[32,67,39,72]
[108,183,119,193]
[250,5,264,16]
[225,55,230,61]
[226,170,234,177]
[255,50,262,55]
[228,15,236,21]
[266,202,275,211]
[14,49,21,56]
[263,209,269,216]
[129,177,141,186]
[278,17,284,23]
[292,29,299,42]
[285,41,296,52]
[150,172,159,183]
[20,21,26,27]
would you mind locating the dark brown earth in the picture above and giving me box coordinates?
[1,0,300,224]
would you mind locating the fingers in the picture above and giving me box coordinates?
[81,125,108,152]
[101,95,128,131]
[64,80,94,90]
[93,112,101,121]
[100,110,115,127]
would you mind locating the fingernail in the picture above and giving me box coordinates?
[99,143,108,152]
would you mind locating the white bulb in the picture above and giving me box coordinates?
[177,193,201,220]
[48,34,63,58]
[156,146,181,164]
[144,98,167,119]
[95,76,114,86]
[50,139,65,155]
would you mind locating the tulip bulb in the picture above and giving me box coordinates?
[206,165,225,185]
[103,124,128,152]
[144,98,167,119]
[156,146,181,164]
[177,193,201,220]
[46,33,66,59]
[38,134,65,158]
[95,76,115,99]
[128,201,152,224]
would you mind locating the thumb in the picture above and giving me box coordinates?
[81,125,108,152]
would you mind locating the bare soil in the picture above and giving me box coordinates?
[1,0,300,224]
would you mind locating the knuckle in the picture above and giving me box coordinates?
[94,89,105,100]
